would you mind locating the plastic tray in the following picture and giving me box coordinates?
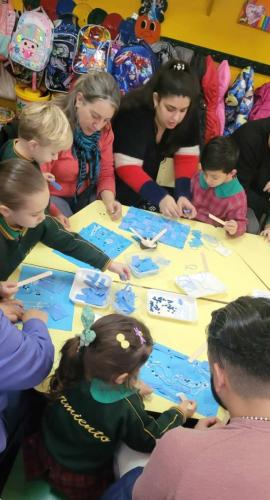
[175,272,226,298]
[127,253,169,278]
[69,269,112,308]
[147,289,198,322]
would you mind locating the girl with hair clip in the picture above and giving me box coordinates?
[23,309,196,500]
[113,59,201,218]
[41,71,123,225]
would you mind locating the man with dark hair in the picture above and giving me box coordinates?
[132,297,270,500]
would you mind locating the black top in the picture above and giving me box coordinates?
[232,118,270,218]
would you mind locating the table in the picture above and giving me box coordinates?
[17,201,269,418]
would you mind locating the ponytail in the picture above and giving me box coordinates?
[49,337,84,400]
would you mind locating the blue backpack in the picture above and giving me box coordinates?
[45,20,78,93]
[111,40,159,95]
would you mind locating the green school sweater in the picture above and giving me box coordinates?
[42,379,184,473]
[0,138,39,169]
[0,215,110,280]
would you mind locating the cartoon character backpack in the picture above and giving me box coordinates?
[9,8,53,72]
[45,19,78,93]
[0,0,16,62]
[72,24,111,74]
[111,40,159,95]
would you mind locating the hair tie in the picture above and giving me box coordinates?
[79,306,96,348]
[134,326,145,345]
[173,62,185,71]
[116,333,130,350]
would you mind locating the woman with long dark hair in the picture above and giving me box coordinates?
[113,59,201,218]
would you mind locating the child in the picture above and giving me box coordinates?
[0,306,54,454]
[0,280,23,322]
[24,310,196,500]
[189,136,247,237]
[0,159,130,281]
[0,101,73,229]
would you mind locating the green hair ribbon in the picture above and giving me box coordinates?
[79,306,96,348]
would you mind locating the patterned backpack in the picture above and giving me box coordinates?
[45,20,78,93]
[111,40,159,95]
[9,8,53,72]
[0,0,16,62]
[72,24,111,74]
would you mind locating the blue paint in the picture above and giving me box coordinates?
[141,343,218,417]
[114,285,136,314]
[16,266,75,331]
[120,207,191,249]
[75,272,110,307]
[54,222,132,267]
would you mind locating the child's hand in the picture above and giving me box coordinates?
[263,181,270,193]
[178,399,197,420]
[0,299,24,322]
[22,309,48,324]
[107,261,131,280]
[105,200,122,221]
[43,172,55,183]
[55,213,71,230]
[177,197,197,219]
[224,219,238,236]
[0,281,18,298]
[261,227,270,242]
[195,416,223,430]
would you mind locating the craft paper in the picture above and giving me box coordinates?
[54,222,132,267]
[141,343,218,416]
[16,265,75,330]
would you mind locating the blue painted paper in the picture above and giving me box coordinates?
[120,207,191,249]
[141,343,218,416]
[16,265,75,331]
[54,223,132,268]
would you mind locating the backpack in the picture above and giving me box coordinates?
[72,24,111,74]
[224,65,254,136]
[0,0,16,62]
[45,20,78,93]
[249,82,270,121]
[151,40,177,64]
[111,40,159,95]
[9,8,54,72]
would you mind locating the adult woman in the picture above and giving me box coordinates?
[42,71,122,224]
[112,60,201,218]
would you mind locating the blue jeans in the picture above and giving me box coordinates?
[100,467,143,500]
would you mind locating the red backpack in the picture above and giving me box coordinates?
[249,83,270,121]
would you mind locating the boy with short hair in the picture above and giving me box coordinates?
[0,102,73,228]
[190,136,247,237]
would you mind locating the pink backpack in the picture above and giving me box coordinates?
[249,83,270,120]
[216,60,231,135]
[0,0,16,61]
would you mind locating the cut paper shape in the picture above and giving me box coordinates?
[113,284,136,314]
[16,265,75,331]
[147,289,198,322]
[120,207,191,249]
[175,272,226,298]
[202,233,232,256]
[141,343,218,417]
[54,222,132,267]
[188,230,203,248]
[69,269,112,308]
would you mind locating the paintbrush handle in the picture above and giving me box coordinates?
[208,213,226,226]
[151,228,167,245]
[129,226,144,241]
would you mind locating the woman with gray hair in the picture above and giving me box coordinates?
[42,71,122,226]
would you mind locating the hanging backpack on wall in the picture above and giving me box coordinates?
[249,82,270,121]
[72,24,111,74]
[151,40,177,64]
[0,0,16,62]
[45,19,78,93]
[111,40,159,95]
[9,7,54,72]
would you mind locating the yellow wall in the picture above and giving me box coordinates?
[92,0,270,87]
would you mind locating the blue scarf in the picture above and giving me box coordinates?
[72,127,101,195]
